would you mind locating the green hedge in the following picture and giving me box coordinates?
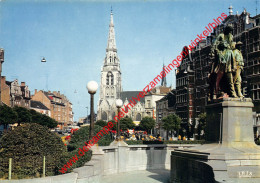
[56,148,92,174]
[68,125,113,150]
[143,140,163,144]
[0,123,67,179]
[125,140,143,145]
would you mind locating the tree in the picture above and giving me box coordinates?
[41,115,58,128]
[162,114,182,140]
[29,109,58,128]
[68,125,112,150]
[13,106,32,126]
[197,113,207,139]
[95,120,107,127]
[0,105,18,129]
[0,123,67,178]
[120,117,135,130]
[139,116,155,134]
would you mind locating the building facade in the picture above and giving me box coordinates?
[32,90,73,129]
[175,7,260,137]
[97,11,149,123]
[97,10,122,121]
[145,86,171,119]
[1,76,10,106]
[156,89,176,138]
[30,100,51,117]
[1,77,31,108]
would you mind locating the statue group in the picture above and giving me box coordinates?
[209,25,244,100]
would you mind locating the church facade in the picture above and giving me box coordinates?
[97,11,122,121]
[97,11,171,124]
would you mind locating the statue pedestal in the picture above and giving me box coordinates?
[170,98,260,183]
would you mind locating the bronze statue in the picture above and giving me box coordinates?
[232,41,244,97]
[209,25,244,100]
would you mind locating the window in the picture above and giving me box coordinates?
[101,112,108,121]
[106,72,114,85]
[147,100,151,108]
[136,113,141,121]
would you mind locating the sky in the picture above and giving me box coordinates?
[0,0,258,121]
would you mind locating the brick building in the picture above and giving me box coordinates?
[32,90,73,129]
[1,77,31,108]
[1,76,10,106]
[156,89,176,138]
[175,7,260,137]
[30,100,51,117]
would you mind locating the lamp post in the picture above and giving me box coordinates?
[115,99,123,140]
[87,81,98,140]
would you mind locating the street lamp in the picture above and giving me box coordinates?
[41,57,46,62]
[115,99,123,140]
[87,81,98,140]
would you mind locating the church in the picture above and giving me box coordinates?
[97,10,170,123]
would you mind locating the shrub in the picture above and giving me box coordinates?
[0,123,66,179]
[68,125,113,150]
[143,140,163,144]
[95,120,107,127]
[125,140,143,145]
[56,148,92,174]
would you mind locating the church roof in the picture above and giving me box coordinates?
[120,91,145,103]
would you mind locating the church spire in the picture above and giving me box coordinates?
[161,64,167,87]
[106,8,117,52]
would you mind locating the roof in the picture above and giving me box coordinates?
[44,91,62,100]
[149,86,171,95]
[120,91,145,103]
[5,81,12,85]
[156,90,176,108]
[31,100,49,110]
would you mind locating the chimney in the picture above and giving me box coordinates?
[21,82,25,86]
[35,89,37,94]
[1,76,6,82]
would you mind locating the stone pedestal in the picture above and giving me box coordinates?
[170,98,260,183]
[109,139,128,173]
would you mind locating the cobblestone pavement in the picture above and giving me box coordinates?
[100,169,170,183]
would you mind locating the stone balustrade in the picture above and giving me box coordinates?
[0,143,199,183]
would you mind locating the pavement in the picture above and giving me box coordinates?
[100,170,170,183]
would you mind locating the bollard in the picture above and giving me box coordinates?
[43,156,45,177]
[8,158,12,180]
